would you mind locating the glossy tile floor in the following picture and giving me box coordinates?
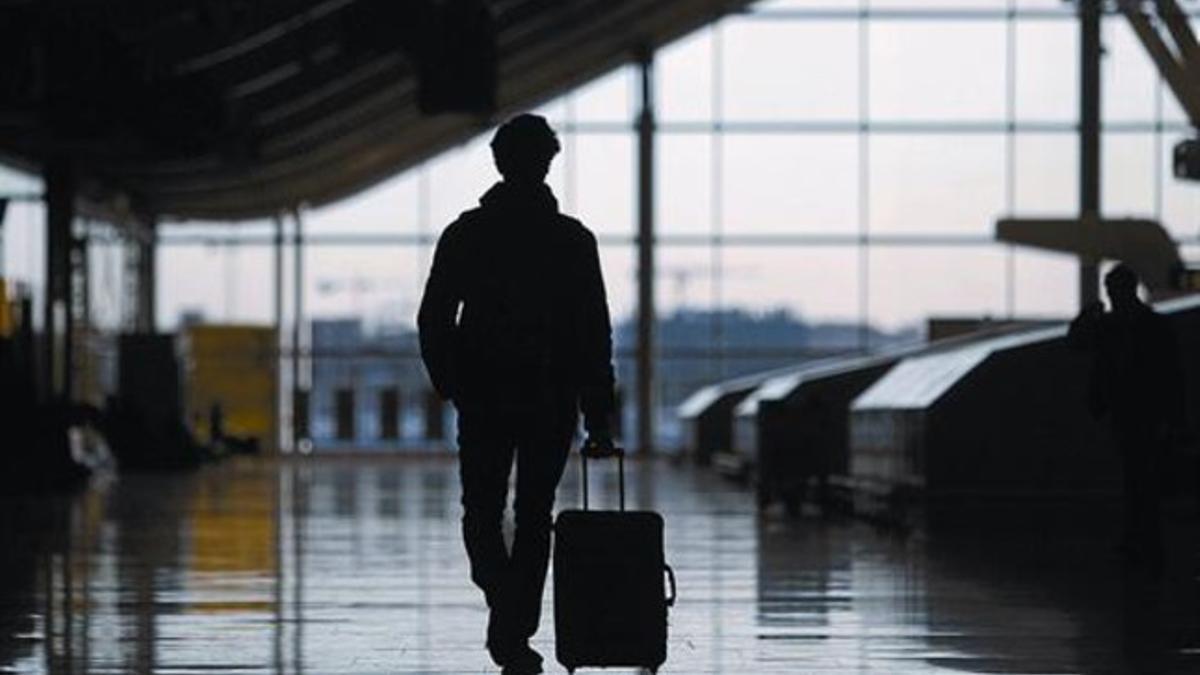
[2,456,1198,674]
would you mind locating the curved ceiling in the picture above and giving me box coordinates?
[0,0,751,221]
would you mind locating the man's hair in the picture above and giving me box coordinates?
[490,114,560,175]
[1105,263,1138,291]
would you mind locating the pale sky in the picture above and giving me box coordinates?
[3,2,1200,335]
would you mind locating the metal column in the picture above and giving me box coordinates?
[274,214,285,453]
[635,50,656,455]
[72,222,89,401]
[44,160,74,401]
[291,208,308,451]
[1079,0,1102,308]
[0,198,8,278]
[136,218,157,333]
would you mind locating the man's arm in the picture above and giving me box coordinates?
[577,230,616,438]
[418,224,463,401]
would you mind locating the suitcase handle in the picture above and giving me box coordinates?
[580,443,625,511]
[664,564,677,608]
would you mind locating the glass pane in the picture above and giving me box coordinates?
[1160,135,1200,241]
[870,134,1006,235]
[720,247,860,325]
[597,244,636,325]
[1102,22,1157,122]
[1013,249,1077,318]
[85,239,123,331]
[1014,133,1078,213]
[1182,243,1200,266]
[1102,132,1156,215]
[658,27,713,122]
[1161,77,1187,126]
[529,98,568,126]
[0,165,39,192]
[867,247,1009,332]
[158,244,274,328]
[426,134,497,229]
[569,66,634,123]
[572,134,635,235]
[658,135,713,234]
[721,19,859,121]
[1176,19,1200,124]
[656,246,718,315]
[723,134,859,234]
[306,171,420,234]
[870,21,1006,121]
[306,247,419,328]
[1,200,45,295]
[1015,20,1077,122]
[555,131,578,212]
[161,221,274,239]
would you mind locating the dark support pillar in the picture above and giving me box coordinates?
[291,208,308,451]
[76,227,88,338]
[72,223,89,401]
[0,199,8,278]
[635,49,656,455]
[1080,0,1102,308]
[274,214,285,453]
[135,218,157,334]
[44,160,74,402]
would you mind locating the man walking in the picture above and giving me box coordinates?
[1068,264,1184,568]
[418,114,616,674]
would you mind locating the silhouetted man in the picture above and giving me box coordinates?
[418,114,615,674]
[1068,264,1183,566]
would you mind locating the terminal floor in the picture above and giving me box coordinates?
[1,455,1198,674]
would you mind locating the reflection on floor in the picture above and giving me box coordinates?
[1,456,1198,674]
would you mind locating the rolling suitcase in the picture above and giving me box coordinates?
[553,445,677,674]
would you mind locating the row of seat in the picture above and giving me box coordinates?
[679,296,1200,520]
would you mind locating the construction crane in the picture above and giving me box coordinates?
[660,264,756,311]
[316,275,407,321]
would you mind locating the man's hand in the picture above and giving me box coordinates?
[582,432,619,458]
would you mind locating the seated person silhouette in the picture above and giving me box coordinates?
[1068,264,1183,567]
[418,114,616,674]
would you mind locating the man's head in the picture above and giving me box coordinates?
[1104,263,1141,312]
[490,113,560,184]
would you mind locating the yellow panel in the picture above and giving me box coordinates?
[183,325,278,451]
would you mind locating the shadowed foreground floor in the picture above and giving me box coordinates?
[1,455,1198,674]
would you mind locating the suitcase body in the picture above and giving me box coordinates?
[553,449,676,673]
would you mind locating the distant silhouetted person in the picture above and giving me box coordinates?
[1068,264,1184,567]
[418,113,616,675]
[209,402,225,448]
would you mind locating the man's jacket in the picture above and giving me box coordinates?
[1067,302,1183,429]
[417,181,615,433]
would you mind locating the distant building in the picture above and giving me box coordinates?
[310,319,440,450]
[306,310,914,450]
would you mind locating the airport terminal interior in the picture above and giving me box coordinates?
[2,0,1200,672]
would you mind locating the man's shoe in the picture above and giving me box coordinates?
[500,662,543,675]
[498,643,543,675]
